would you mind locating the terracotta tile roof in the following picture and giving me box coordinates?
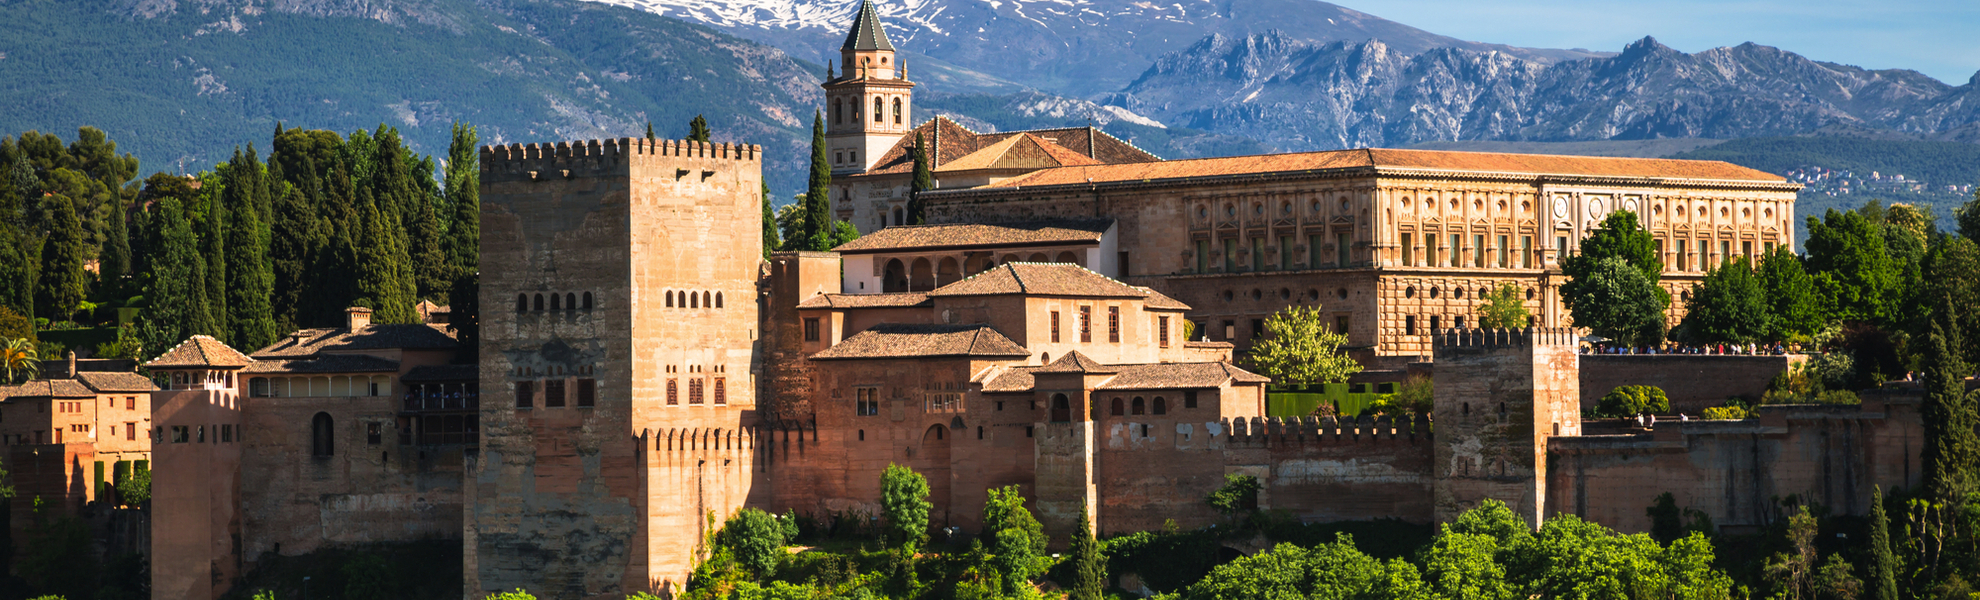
[252,324,459,358]
[7,379,95,398]
[75,371,160,393]
[810,324,1030,360]
[927,263,1150,299]
[243,355,401,374]
[832,220,1111,253]
[1136,287,1190,311]
[859,116,1161,177]
[983,147,1790,189]
[981,361,1269,393]
[401,364,479,382]
[1036,351,1116,374]
[937,133,1104,173]
[144,335,256,369]
[1102,362,1270,389]
[795,292,932,309]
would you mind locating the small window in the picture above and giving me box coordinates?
[517,294,528,313]
[1158,315,1170,348]
[667,379,679,406]
[1108,306,1121,343]
[1405,315,1417,336]
[551,294,561,311]
[171,426,189,444]
[977,426,984,439]
[1079,306,1092,342]
[514,381,534,409]
[715,292,724,308]
[1153,397,1167,415]
[311,413,335,456]
[583,292,593,310]
[577,379,596,407]
[804,318,821,342]
[1051,311,1061,343]
[691,293,699,309]
[1025,426,1034,438]
[534,294,544,311]
[689,379,705,405]
[127,397,135,410]
[1185,391,1199,409]
[1131,397,1146,415]
[545,379,567,407]
[859,429,866,441]
[366,422,382,445]
[714,378,727,405]
[666,291,674,308]
[1110,398,1124,416]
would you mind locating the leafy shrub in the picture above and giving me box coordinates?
[719,508,790,577]
[1701,406,1749,420]
[116,467,150,506]
[1812,389,1860,405]
[1596,385,1671,417]
[1102,530,1219,593]
[1205,473,1260,517]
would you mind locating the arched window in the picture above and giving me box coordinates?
[516,294,527,313]
[666,291,674,308]
[833,99,842,124]
[704,291,713,308]
[893,98,903,124]
[583,292,593,310]
[565,293,576,310]
[551,294,561,310]
[1132,396,1146,415]
[1153,397,1167,415]
[691,293,699,309]
[1110,398,1124,416]
[311,412,335,457]
[1051,394,1071,422]
[533,294,544,311]
[715,292,724,308]
[873,97,884,123]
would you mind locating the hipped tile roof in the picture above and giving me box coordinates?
[937,133,1104,173]
[859,116,1160,177]
[75,371,160,393]
[832,221,1110,253]
[252,324,459,358]
[982,361,1269,393]
[926,263,1150,299]
[985,147,1789,189]
[1036,351,1115,374]
[1136,287,1190,311]
[6,379,95,398]
[810,324,1030,360]
[795,292,932,309]
[144,335,255,369]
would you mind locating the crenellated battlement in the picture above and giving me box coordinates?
[1432,327,1577,350]
[1216,414,1433,447]
[479,137,764,182]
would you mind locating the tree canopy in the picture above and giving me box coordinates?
[1562,257,1667,346]
[1244,305,1362,388]
[1679,256,1768,344]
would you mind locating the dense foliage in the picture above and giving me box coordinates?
[1594,385,1671,418]
[1475,283,1530,330]
[1243,305,1362,388]
[882,464,933,550]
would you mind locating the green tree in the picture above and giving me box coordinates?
[34,194,87,321]
[880,463,931,550]
[773,203,807,253]
[138,197,216,360]
[907,133,931,226]
[0,307,30,341]
[409,192,450,299]
[449,271,479,363]
[828,220,860,250]
[1563,257,1667,347]
[1805,207,1899,323]
[199,171,228,340]
[804,112,832,251]
[1920,318,1978,502]
[115,464,150,506]
[1205,473,1260,517]
[760,181,777,259]
[100,189,131,290]
[1180,536,1427,600]
[1476,283,1530,329]
[1566,210,1664,282]
[1867,486,1898,600]
[223,146,277,351]
[719,508,788,577]
[1919,236,1980,365]
[645,121,655,141]
[1679,256,1769,344]
[1759,245,1823,341]
[444,122,481,281]
[1068,505,1105,600]
[1420,530,1513,600]
[354,190,418,324]
[2,338,38,383]
[1243,305,1362,388]
[982,485,1048,595]
[1594,385,1670,417]
[1763,506,1821,600]
[688,115,712,143]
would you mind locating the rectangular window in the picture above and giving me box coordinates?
[714,378,726,405]
[126,423,136,441]
[1250,318,1265,340]
[1223,238,1237,272]
[1119,251,1131,277]
[1742,241,1753,260]
[1557,235,1569,259]
[1720,241,1731,266]
[171,426,188,443]
[857,388,880,416]
[1401,233,1414,266]
[1223,320,1235,341]
[1425,233,1438,266]
[1184,390,1199,409]
[1195,240,1209,273]
[514,381,534,409]
[1451,234,1463,267]
[1278,236,1292,269]
[545,379,566,408]
[1473,234,1486,267]
[1497,235,1509,268]
[803,318,820,342]
[367,423,382,445]
[1677,239,1690,271]
[1521,236,1533,268]
[1431,315,1441,330]
[1251,237,1264,272]
[222,424,234,443]
[1337,232,1352,268]
[577,379,596,407]
[1107,306,1121,343]
[1158,316,1171,348]
[1080,306,1092,343]
[1405,315,1417,336]
[689,379,705,405]
[1336,316,1349,335]
[667,379,679,405]
[1051,311,1061,343]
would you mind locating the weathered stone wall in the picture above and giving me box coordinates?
[1432,328,1579,525]
[149,387,243,600]
[1548,397,1923,534]
[1579,355,1807,414]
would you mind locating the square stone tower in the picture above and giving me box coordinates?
[1430,328,1579,526]
[471,138,765,598]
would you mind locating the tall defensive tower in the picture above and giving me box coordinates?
[1430,328,1580,526]
[823,0,914,175]
[470,138,766,598]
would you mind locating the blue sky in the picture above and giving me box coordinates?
[1349,0,1980,84]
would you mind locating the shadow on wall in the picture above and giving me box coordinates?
[219,540,463,600]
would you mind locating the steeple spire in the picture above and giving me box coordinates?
[841,0,895,52]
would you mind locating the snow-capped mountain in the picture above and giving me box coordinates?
[575,0,1606,96]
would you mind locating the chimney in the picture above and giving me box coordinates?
[346,307,373,330]
[66,351,76,379]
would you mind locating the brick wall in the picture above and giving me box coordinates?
[1580,354,1805,414]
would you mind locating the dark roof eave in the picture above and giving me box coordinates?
[923,166,1800,200]
[837,239,1102,255]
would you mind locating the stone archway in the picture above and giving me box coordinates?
[884,258,908,293]
[936,257,962,287]
[910,257,935,291]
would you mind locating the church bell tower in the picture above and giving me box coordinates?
[823,0,914,175]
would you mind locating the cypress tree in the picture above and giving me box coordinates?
[35,194,88,322]
[409,194,449,299]
[0,224,30,329]
[443,122,480,280]
[1922,308,1978,503]
[688,115,712,143]
[269,155,326,331]
[645,121,655,141]
[100,191,130,291]
[139,197,214,359]
[760,181,776,259]
[354,189,418,324]
[201,168,228,340]
[1868,486,1898,600]
[224,146,277,351]
[1069,504,1105,600]
[908,132,931,225]
[805,111,832,251]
